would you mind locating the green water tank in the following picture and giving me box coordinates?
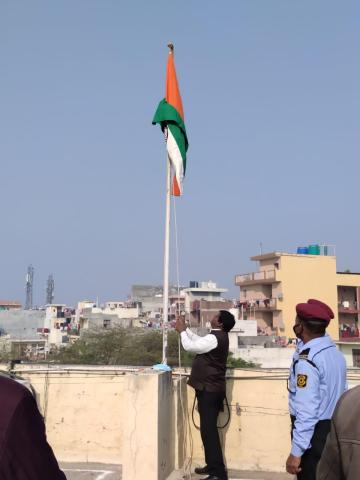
[308,244,320,255]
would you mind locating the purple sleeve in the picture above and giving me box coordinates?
[0,390,67,480]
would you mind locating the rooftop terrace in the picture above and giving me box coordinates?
[5,364,359,480]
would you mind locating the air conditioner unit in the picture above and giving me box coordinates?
[342,301,350,308]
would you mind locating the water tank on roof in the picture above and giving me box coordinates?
[308,244,320,255]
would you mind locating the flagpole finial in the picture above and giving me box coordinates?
[167,43,174,54]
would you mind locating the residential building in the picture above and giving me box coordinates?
[182,281,230,327]
[96,301,140,318]
[78,300,139,331]
[335,272,360,367]
[77,300,97,312]
[131,284,185,314]
[44,304,76,346]
[169,292,185,319]
[235,248,360,366]
[0,300,22,311]
[235,249,339,340]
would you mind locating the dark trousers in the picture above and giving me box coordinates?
[291,415,331,480]
[196,390,227,479]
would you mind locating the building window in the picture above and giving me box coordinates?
[103,319,111,329]
[352,349,360,368]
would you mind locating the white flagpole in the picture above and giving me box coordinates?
[162,151,171,364]
[162,42,176,365]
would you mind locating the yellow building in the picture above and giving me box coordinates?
[336,272,360,366]
[235,250,360,350]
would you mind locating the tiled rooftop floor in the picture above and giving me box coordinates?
[60,463,293,480]
[60,463,121,480]
[168,469,293,480]
[228,471,293,479]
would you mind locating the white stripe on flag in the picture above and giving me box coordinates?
[166,127,184,194]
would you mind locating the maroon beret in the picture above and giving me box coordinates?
[296,299,334,323]
[307,299,334,319]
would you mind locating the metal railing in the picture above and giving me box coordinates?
[236,298,278,310]
[339,329,360,339]
[235,269,276,284]
[338,301,358,312]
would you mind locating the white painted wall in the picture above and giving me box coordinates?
[91,306,139,319]
[337,343,357,367]
[232,346,294,368]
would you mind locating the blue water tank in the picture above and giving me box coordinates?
[297,247,309,254]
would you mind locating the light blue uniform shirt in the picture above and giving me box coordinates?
[288,335,347,457]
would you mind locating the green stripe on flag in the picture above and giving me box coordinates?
[152,99,188,173]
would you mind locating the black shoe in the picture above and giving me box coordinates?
[199,475,227,480]
[194,466,209,475]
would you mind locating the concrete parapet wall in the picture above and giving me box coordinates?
[175,368,360,472]
[10,365,174,480]
[6,365,360,477]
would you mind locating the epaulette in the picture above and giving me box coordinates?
[292,348,318,374]
[299,348,310,360]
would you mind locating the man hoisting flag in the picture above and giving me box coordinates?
[152,44,189,364]
[152,43,188,195]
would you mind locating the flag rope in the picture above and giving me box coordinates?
[173,196,194,479]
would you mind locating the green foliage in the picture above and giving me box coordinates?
[49,327,257,368]
[51,328,160,366]
[50,328,190,366]
[226,351,259,368]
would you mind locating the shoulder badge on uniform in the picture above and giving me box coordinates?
[297,374,308,388]
[299,348,310,360]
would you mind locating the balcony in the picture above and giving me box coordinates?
[237,298,279,311]
[338,301,359,315]
[339,330,360,341]
[235,269,277,286]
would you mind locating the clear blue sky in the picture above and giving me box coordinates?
[0,1,359,306]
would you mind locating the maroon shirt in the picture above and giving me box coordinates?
[0,375,66,480]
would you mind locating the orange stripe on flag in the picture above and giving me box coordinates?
[165,53,184,120]
[172,177,181,196]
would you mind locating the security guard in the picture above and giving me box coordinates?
[286,299,347,480]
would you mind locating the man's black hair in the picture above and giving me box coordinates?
[300,317,327,335]
[219,310,235,332]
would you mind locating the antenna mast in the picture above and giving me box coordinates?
[25,264,34,310]
[46,274,55,305]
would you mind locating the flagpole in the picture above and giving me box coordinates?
[162,43,175,365]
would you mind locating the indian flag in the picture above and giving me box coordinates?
[152,47,188,196]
